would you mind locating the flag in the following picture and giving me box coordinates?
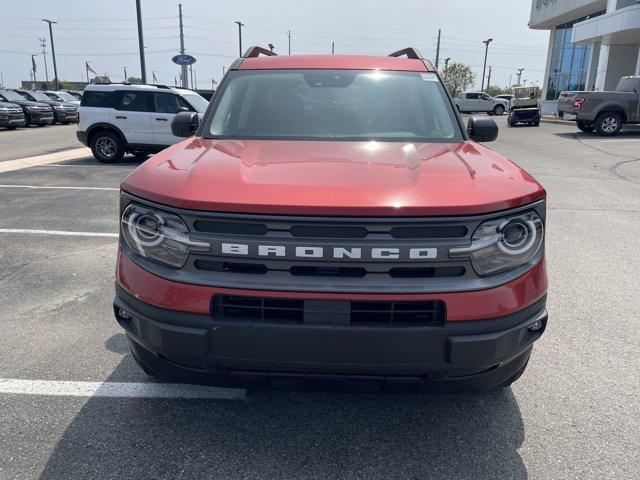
[31,55,37,72]
[152,72,158,83]
[212,79,218,85]
[86,62,96,74]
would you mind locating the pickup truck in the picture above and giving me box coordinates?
[455,91,508,116]
[557,76,640,136]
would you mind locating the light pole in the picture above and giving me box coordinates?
[42,19,59,90]
[39,38,49,84]
[268,43,275,52]
[444,57,451,74]
[481,38,493,91]
[516,68,525,86]
[135,0,147,83]
[123,66,128,82]
[235,21,244,57]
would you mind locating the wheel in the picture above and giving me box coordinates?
[507,117,513,127]
[91,130,124,163]
[533,121,540,127]
[493,104,505,116]
[594,112,623,136]
[576,120,595,133]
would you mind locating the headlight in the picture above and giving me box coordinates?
[0,107,9,112]
[449,211,543,276]
[54,105,64,110]
[121,203,209,268]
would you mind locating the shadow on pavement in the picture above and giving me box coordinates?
[554,129,640,140]
[39,340,528,480]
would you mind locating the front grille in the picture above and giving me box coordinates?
[213,295,446,327]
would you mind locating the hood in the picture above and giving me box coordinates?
[4,99,50,108]
[0,102,21,108]
[122,139,545,216]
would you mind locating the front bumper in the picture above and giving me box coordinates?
[54,110,79,123]
[114,283,547,393]
[0,113,26,127]
[27,111,54,125]
[76,130,88,146]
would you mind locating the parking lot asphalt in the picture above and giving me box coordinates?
[0,124,79,162]
[1,119,639,480]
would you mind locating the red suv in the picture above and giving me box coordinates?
[115,47,547,393]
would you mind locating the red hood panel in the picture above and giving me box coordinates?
[121,139,545,216]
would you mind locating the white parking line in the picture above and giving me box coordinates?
[0,148,91,173]
[601,139,640,143]
[0,229,117,238]
[0,378,245,399]
[0,184,118,191]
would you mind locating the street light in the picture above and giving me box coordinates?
[481,38,493,92]
[268,43,275,52]
[42,19,59,90]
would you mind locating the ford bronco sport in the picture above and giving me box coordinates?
[114,47,548,393]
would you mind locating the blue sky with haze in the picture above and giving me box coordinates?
[0,0,549,89]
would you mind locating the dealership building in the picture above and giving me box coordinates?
[530,0,640,110]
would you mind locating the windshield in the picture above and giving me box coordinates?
[182,92,209,113]
[57,91,77,101]
[0,90,25,101]
[28,91,52,102]
[207,70,461,142]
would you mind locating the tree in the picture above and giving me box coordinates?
[126,76,142,84]
[485,85,510,97]
[442,63,476,98]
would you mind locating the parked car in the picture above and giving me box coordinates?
[63,90,83,101]
[195,89,215,101]
[0,89,54,126]
[13,89,78,124]
[113,46,548,393]
[42,90,81,105]
[507,86,541,127]
[76,83,209,162]
[0,101,26,129]
[455,91,508,115]
[557,76,640,136]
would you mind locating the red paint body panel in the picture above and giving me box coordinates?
[116,249,547,322]
[238,54,432,72]
[121,139,545,216]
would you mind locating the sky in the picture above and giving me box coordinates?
[0,0,550,90]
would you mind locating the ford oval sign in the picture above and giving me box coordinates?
[172,54,196,66]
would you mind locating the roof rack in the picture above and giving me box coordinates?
[242,46,277,58]
[388,47,424,60]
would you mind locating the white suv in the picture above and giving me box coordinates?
[77,84,209,163]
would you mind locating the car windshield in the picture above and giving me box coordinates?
[28,91,52,101]
[56,91,77,101]
[182,92,209,113]
[0,90,25,101]
[207,70,461,142]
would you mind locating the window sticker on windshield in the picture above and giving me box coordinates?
[420,73,439,82]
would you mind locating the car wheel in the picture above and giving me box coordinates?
[594,112,623,136]
[533,121,540,127]
[576,120,595,133]
[91,130,124,163]
[493,105,505,116]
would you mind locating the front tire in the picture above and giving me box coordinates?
[493,105,505,116]
[594,112,623,136]
[576,120,594,133]
[91,130,124,163]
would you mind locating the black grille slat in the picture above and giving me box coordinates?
[390,225,468,238]
[194,220,268,235]
[290,225,368,238]
[214,295,445,327]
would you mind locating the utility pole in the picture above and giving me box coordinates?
[481,38,493,91]
[331,41,335,54]
[31,55,37,88]
[288,30,291,55]
[39,38,49,84]
[0,72,4,88]
[135,0,147,83]
[516,68,524,86]
[178,4,188,88]
[193,69,197,89]
[486,66,492,91]
[123,66,128,82]
[235,21,244,57]
[189,63,194,89]
[85,62,90,84]
[435,29,441,69]
[222,66,225,76]
[42,19,59,90]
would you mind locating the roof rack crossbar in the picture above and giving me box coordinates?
[242,46,277,58]
[388,47,424,60]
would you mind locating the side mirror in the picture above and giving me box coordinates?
[171,111,199,137]
[178,106,190,112]
[467,116,498,142]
